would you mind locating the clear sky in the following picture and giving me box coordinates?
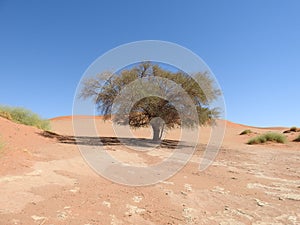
[0,0,299,127]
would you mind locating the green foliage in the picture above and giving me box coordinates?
[247,132,287,145]
[290,126,298,132]
[294,135,300,142]
[80,62,221,140]
[240,129,252,135]
[0,110,12,120]
[0,105,50,130]
[284,126,300,133]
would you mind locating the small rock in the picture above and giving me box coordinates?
[164,190,173,195]
[184,184,192,192]
[125,204,146,216]
[57,211,68,220]
[132,196,142,203]
[102,201,111,208]
[255,198,266,207]
[283,193,300,201]
[31,215,46,221]
[181,191,188,196]
[69,187,80,193]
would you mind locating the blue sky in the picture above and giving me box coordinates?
[0,0,299,127]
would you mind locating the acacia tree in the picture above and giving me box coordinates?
[80,62,220,141]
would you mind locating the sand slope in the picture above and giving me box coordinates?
[0,116,299,224]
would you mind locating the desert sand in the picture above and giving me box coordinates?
[0,116,299,225]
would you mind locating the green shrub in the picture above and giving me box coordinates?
[240,129,252,135]
[284,126,300,133]
[247,132,287,145]
[0,105,50,130]
[290,126,298,132]
[0,110,12,120]
[294,135,300,142]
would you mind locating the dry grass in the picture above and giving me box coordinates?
[247,132,287,145]
[0,105,50,130]
[290,126,298,132]
[240,129,252,135]
[0,110,12,120]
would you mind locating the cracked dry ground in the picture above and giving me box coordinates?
[0,117,299,225]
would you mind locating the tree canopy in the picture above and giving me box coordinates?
[80,62,220,141]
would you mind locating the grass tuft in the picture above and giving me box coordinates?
[290,126,298,132]
[283,126,300,133]
[240,129,252,135]
[0,110,12,120]
[0,105,50,130]
[247,132,287,145]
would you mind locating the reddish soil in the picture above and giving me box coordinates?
[0,116,299,225]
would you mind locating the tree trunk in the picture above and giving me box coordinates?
[152,124,161,141]
[159,123,165,140]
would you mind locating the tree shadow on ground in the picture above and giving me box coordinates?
[39,131,191,149]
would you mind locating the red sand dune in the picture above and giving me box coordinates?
[50,115,106,121]
[0,116,299,224]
